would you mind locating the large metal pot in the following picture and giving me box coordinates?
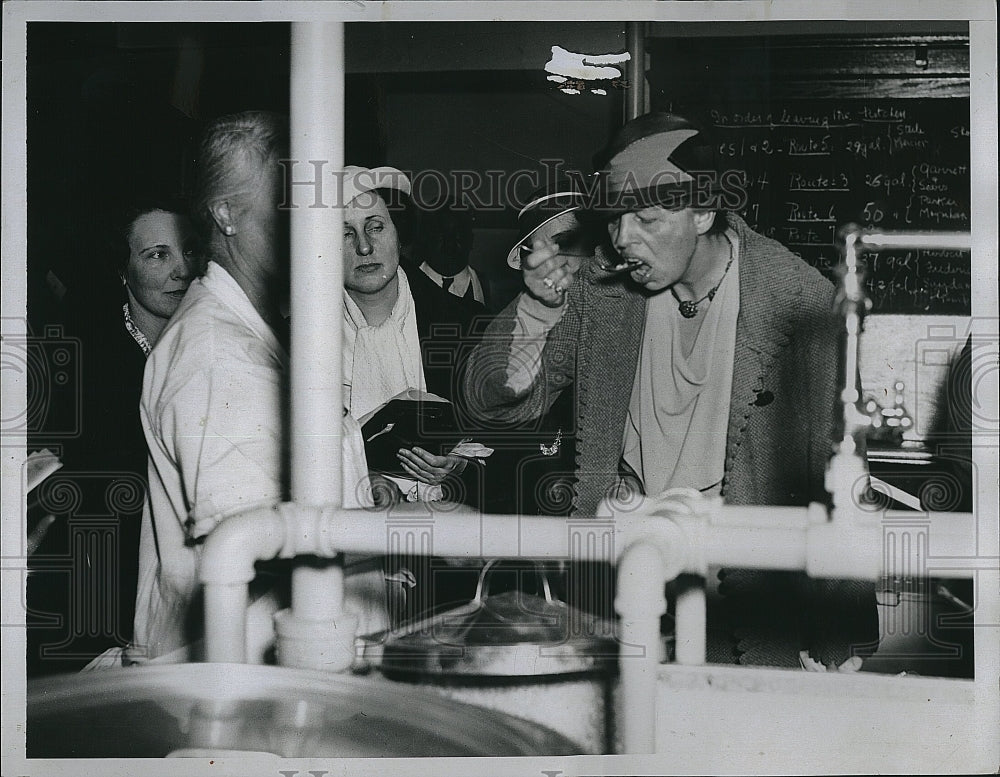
[27,662,580,757]
[368,560,620,754]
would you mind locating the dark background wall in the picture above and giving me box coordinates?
[27,23,291,327]
[26,22,629,327]
[26,19,969,328]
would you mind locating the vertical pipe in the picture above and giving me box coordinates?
[288,22,346,622]
[204,584,248,663]
[625,22,646,120]
[841,231,863,430]
[826,224,871,515]
[289,24,344,507]
[616,541,667,754]
[674,575,707,665]
[200,506,286,663]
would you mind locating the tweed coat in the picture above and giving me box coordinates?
[464,212,842,516]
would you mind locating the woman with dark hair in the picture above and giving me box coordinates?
[27,201,199,674]
[115,203,202,353]
[71,199,201,457]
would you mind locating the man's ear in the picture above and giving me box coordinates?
[692,210,717,236]
[209,200,235,236]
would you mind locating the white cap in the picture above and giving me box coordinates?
[341,165,411,206]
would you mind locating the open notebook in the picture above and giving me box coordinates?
[359,389,491,478]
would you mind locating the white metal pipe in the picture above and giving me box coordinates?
[308,503,885,578]
[199,501,974,589]
[203,585,249,663]
[703,504,821,529]
[615,541,667,754]
[289,563,342,623]
[704,526,810,570]
[199,498,976,664]
[200,505,287,662]
[288,22,346,628]
[289,22,345,507]
[827,226,873,520]
[859,232,971,251]
[674,578,707,666]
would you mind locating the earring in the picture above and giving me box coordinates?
[120,275,127,286]
[224,225,234,235]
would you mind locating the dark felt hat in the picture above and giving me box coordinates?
[589,112,731,216]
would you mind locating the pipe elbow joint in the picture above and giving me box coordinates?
[199,502,288,586]
[615,539,670,620]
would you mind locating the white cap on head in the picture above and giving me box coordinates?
[341,165,412,206]
[505,183,588,269]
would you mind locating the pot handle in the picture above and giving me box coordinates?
[472,559,557,604]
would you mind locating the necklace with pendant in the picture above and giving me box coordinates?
[670,240,735,319]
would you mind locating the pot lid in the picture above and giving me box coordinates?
[379,561,619,677]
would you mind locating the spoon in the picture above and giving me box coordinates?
[595,255,645,274]
[519,243,642,275]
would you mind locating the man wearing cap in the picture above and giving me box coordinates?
[464,113,877,669]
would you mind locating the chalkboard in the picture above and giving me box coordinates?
[656,99,971,314]
[646,33,971,314]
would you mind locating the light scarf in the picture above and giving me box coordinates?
[343,268,441,502]
[622,236,740,497]
[343,267,426,419]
